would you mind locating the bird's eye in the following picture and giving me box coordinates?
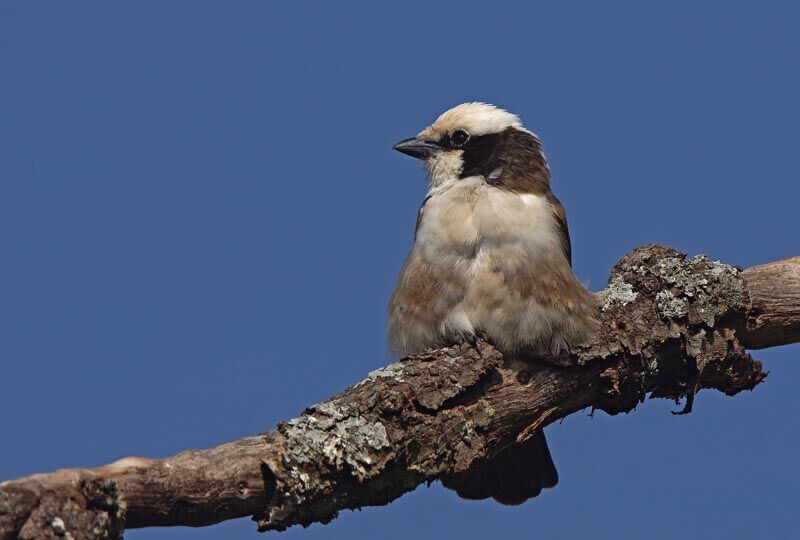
[451,130,469,147]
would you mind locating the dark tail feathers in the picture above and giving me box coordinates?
[440,429,558,505]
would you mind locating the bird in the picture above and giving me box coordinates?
[388,102,597,505]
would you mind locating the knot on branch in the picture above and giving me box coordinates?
[590,244,766,414]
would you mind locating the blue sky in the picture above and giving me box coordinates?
[1,2,798,539]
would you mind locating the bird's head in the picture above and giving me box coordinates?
[393,102,550,192]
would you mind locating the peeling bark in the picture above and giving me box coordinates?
[1,245,798,539]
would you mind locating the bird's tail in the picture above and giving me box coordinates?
[440,429,558,505]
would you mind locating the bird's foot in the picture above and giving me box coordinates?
[454,331,483,357]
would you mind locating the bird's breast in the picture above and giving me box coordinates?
[415,179,480,261]
[415,177,561,266]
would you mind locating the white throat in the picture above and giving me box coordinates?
[425,150,465,191]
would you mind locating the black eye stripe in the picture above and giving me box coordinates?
[458,127,551,193]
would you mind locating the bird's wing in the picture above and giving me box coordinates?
[413,195,431,241]
[546,192,572,267]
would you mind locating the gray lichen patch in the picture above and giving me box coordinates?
[281,411,390,481]
[612,246,745,327]
[266,408,394,530]
[258,342,506,532]
[599,276,638,311]
[655,290,688,319]
[654,257,704,294]
[652,255,744,326]
[595,244,763,411]
[362,362,406,384]
[696,256,745,324]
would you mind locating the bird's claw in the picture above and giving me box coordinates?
[455,332,483,357]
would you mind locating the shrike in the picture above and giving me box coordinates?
[389,102,597,504]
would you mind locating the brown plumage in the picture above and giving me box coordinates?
[389,102,597,505]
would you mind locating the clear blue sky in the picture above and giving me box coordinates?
[2,2,798,539]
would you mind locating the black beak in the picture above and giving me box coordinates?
[393,137,438,160]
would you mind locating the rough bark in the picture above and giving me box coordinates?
[1,245,798,539]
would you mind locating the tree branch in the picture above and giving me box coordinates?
[2,245,798,539]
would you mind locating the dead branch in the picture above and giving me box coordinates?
[1,245,798,539]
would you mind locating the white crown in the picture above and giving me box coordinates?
[419,102,523,139]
